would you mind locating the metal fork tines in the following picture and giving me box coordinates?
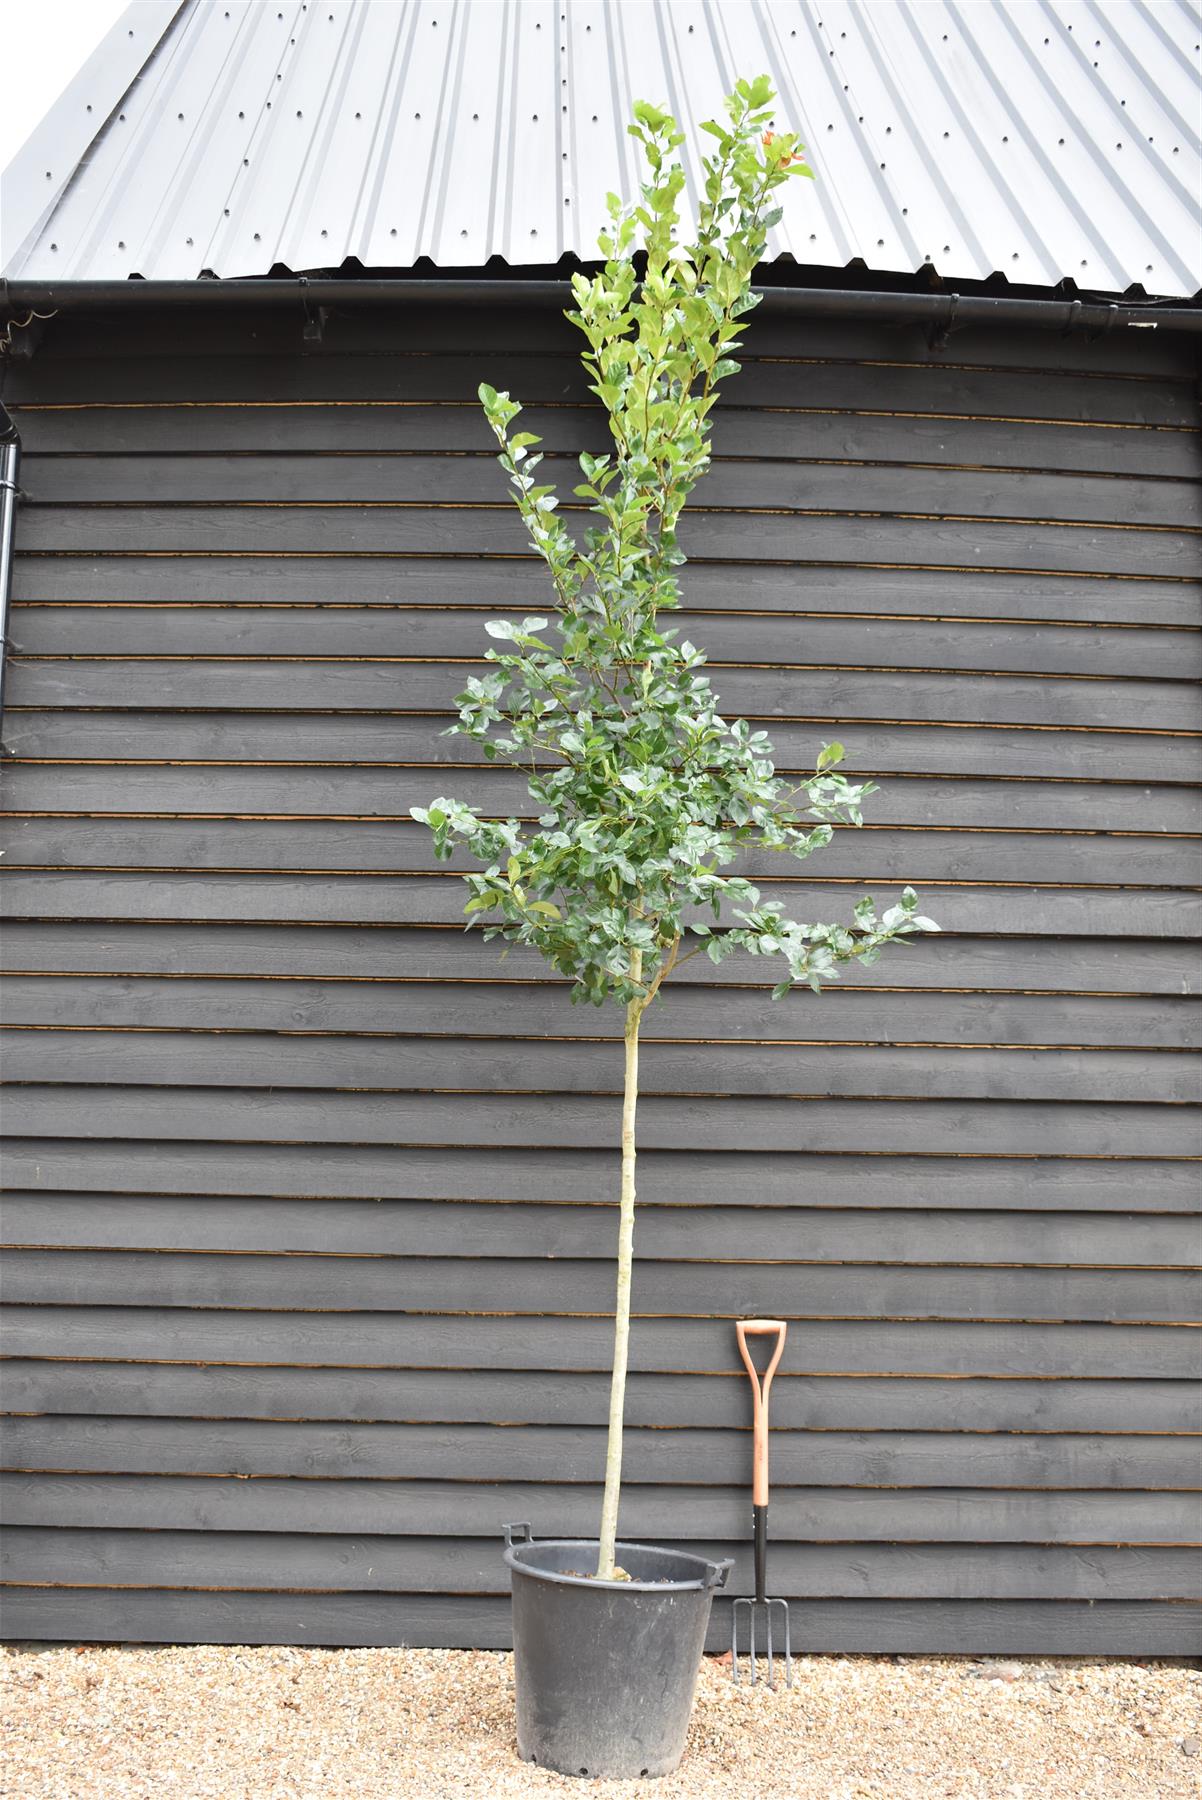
[731,1593,792,1688]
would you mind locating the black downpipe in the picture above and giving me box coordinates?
[0,402,20,733]
[1,276,1199,336]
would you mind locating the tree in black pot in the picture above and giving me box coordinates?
[412,77,938,1780]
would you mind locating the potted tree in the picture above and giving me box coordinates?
[412,76,938,1780]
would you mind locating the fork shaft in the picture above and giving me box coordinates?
[753,1504,768,1603]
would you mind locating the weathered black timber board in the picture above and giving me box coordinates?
[22,455,1202,529]
[5,712,1201,782]
[2,928,1194,995]
[5,1474,1197,1546]
[5,1197,1193,1267]
[10,660,1197,730]
[6,1360,1197,1435]
[15,402,1200,478]
[4,1588,1197,1653]
[4,353,1195,424]
[4,820,1194,887]
[6,1306,1194,1379]
[4,1415,1195,1488]
[14,608,1198,681]
[7,1141,1195,1213]
[3,875,1197,936]
[14,506,1196,579]
[14,766,1199,832]
[5,1529,1196,1602]
[27,307,1196,374]
[13,559,1201,624]
[2,307,1198,1655]
[4,986,1194,1051]
[4,1032,1196,1104]
[4,1088,1195,1156]
[6,1246,1195,1322]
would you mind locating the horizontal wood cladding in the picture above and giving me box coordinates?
[4,980,1196,1046]
[6,1361,1198,1432]
[13,610,1199,682]
[5,1529,1198,1601]
[10,661,1199,731]
[4,820,1194,886]
[7,1143,1197,1212]
[0,926,1193,991]
[5,766,1199,839]
[6,1249,1198,1322]
[2,1033,1197,1104]
[3,714,1200,782]
[16,405,1202,480]
[4,1474,1199,1546]
[4,1088,1198,1156]
[7,1307,1196,1378]
[21,455,1202,531]
[6,1417,1196,1488]
[24,308,1197,373]
[11,767,1199,830]
[6,347,1197,420]
[4,1588,1197,1655]
[12,562,1201,625]
[4,1200,1197,1269]
[3,875,1199,934]
[1,310,1198,1654]
[14,507,1197,578]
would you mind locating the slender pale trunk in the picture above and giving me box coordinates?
[596,950,643,1578]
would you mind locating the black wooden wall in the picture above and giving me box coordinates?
[1,302,1199,1653]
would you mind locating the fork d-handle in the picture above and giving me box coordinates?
[736,1318,787,1599]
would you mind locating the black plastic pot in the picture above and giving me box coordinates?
[503,1522,733,1780]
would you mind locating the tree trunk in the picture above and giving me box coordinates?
[596,970,643,1579]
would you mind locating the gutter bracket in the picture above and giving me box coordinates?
[1083,301,1119,344]
[0,308,54,364]
[298,277,326,351]
[1060,299,1083,338]
[926,293,960,353]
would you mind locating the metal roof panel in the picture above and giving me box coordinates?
[4,0,1199,295]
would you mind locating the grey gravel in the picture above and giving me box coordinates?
[2,1645,1199,1799]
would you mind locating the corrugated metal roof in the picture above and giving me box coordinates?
[3,0,1200,296]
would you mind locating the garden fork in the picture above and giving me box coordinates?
[731,1318,792,1688]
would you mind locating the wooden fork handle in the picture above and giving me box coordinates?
[736,1319,787,1506]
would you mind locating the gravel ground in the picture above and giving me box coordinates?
[2,1645,1199,1800]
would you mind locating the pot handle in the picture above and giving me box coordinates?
[708,1557,735,1590]
[502,1520,534,1547]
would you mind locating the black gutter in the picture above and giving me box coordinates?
[2,277,1200,335]
[0,402,20,732]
